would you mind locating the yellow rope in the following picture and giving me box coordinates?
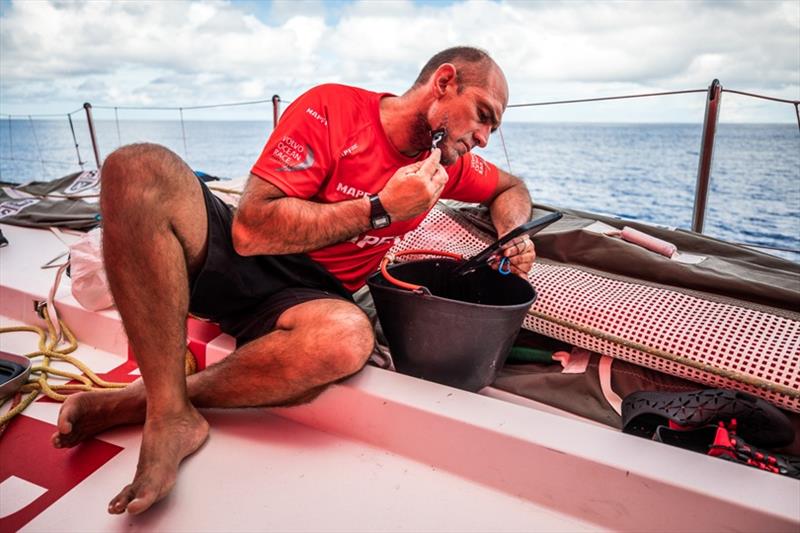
[0,310,125,423]
[0,306,196,427]
[0,391,38,424]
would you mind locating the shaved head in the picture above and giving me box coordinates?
[413,46,497,93]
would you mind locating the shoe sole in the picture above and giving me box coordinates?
[621,389,795,448]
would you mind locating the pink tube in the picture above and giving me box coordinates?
[620,226,677,258]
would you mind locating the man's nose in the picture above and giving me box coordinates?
[473,126,489,148]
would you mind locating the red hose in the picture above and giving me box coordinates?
[380,249,464,292]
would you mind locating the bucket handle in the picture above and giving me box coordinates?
[380,250,464,294]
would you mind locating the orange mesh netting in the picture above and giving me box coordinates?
[388,205,800,413]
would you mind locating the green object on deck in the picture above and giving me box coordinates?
[507,347,554,364]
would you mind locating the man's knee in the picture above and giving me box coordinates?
[324,306,374,377]
[342,314,375,374]
[104,143,166,180]
[101,143,192,213]
[289,301,373,379]
[103,144,187,194]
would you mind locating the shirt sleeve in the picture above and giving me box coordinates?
[250,87,333,199]
[442,152,499,203]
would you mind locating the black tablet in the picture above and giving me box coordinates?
[453,211,563,276]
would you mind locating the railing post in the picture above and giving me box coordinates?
[67,113,85,168]
[272,95,281,130]
[692,79,722,234]
[83,102,102,169]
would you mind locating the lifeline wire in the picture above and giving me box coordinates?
[507,89,707,108]
[7,115,13,160]
[796,103,800,133]
[497,125,512,174]
[92,96,290,111]
[0,156,79,166]
[179,108,189,159]
[28,115,46,174]
[114,107,122,147]
[720,89,800,132]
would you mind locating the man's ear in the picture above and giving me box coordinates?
[432,63,458,98]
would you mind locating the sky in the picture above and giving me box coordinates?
[0,0,798,123]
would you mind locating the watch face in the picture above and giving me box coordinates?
[373,215,390,229]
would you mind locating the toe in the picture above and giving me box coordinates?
[53,431,78,449]
[56,405,73,435]
[108,485,135,515]
[126,491,158,515]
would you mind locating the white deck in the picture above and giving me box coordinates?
[1,223,798,532]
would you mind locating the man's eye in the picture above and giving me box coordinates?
[478,110,488,122]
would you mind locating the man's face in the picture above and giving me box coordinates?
[429,67,508,165]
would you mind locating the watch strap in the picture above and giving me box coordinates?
[368,194,391,229]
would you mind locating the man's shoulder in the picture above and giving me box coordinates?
[295,84,381,144]
[302,83,377,104]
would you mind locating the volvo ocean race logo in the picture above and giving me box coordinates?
[470,154,487,175]
[273,135,315,172]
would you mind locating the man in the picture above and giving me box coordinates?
[51,46,535,515]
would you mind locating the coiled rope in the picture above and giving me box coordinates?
[0,305,125,429]
[0,306,197,431]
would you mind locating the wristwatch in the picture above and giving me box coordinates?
[368,194,391,229]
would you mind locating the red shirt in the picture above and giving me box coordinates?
[251,84,499,292]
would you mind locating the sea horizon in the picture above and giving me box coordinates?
[2,117,797,126]
[1,120,798,263]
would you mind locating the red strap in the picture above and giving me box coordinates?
[380,250,464,292]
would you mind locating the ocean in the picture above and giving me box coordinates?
[1,119,798,262]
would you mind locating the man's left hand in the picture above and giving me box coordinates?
[495,234,536,278]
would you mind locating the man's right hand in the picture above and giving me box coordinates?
[378,148,449,222]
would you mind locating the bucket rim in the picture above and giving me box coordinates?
[366,270,538,311]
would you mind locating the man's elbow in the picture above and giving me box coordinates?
[231,216,257,256]
[509,175,529,193]
[486,175,529,205]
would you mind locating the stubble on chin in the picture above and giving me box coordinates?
[438,143,458,165]
[410,112,454,160]
[410,113,434,153]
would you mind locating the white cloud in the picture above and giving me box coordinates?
[0,0,797,122]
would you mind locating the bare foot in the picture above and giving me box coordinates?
[108,407,209,515]
[52,383,147,448]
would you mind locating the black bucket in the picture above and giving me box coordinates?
[367,258,536,391]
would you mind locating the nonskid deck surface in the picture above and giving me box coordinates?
[1,223,798,532]
[2,317,595,532]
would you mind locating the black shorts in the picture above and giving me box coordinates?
[188,179,352,345]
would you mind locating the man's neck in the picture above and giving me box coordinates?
[379,90,428,158]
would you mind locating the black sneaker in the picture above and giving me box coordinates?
[622,389,795,448]
[653,421,800,479]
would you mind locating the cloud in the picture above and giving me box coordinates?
[0,0,797,122]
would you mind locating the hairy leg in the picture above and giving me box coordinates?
[55,151,374,513]
[79,143,210,515]
[189,298,374,408]
[54,298,374,447]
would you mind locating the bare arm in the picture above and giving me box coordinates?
[231,176,371,256]
[485,168,535,277]
[487,168,532,236]
[232,149,447,256]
